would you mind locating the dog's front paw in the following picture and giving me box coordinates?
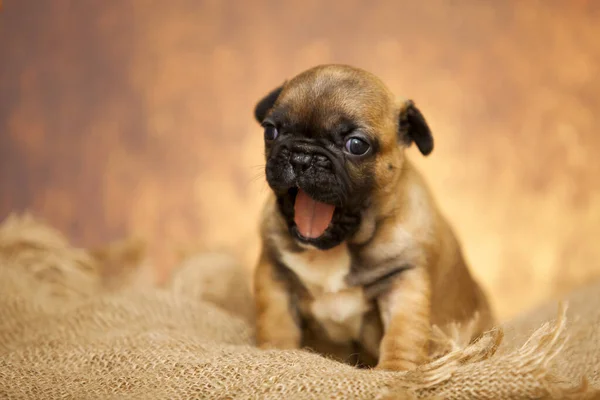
[375,358,419,372]
[257,341,285,350]
[256,336,300,351]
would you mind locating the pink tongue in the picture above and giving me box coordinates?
[294,189,336,239]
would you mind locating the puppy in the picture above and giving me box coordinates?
[252,64,495,371]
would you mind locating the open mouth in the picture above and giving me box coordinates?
[288,187,336,240]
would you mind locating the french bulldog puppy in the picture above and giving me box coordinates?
[252,64,495,371]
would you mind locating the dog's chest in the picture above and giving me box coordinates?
[280,245,371,343]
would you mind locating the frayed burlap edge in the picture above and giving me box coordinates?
[379,303,598,399]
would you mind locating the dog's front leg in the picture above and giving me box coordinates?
[254,251,302,350]
[376,267,431,371]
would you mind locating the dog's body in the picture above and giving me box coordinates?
[253,64,495,370]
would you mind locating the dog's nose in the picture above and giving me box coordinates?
[290,152,313,172]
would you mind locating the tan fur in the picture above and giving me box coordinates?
[253,64,496,370]
[254,250,302,349]
[377,267,431,370]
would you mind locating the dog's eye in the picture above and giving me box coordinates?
[264,126,279,141]
[345,137,370,155]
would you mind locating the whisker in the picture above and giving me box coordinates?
[259,184,270,195]
[248,173,266,184]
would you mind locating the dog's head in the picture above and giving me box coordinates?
[254,64,433,250]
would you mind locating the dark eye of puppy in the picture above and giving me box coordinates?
[345,137,370,155]
[264,125,279,141]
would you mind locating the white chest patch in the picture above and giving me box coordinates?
[280,244,351,295]
[280,244,371,343]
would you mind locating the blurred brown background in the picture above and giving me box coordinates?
[1,1,599,321]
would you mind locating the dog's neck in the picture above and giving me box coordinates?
[348,155,415,246]
[381,155,415,214]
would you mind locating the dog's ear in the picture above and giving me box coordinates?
[254,84,285,123]
[398,100,434,156]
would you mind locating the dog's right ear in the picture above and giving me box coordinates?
[254,84,285,124]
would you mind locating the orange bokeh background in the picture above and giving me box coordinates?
[1,1,599,320]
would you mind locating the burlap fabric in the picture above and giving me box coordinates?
[0,214,598,399]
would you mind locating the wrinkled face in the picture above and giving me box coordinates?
[255,65,433,250]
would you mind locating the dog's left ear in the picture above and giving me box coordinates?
[398,100,434,156]
[254,84,285,124]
